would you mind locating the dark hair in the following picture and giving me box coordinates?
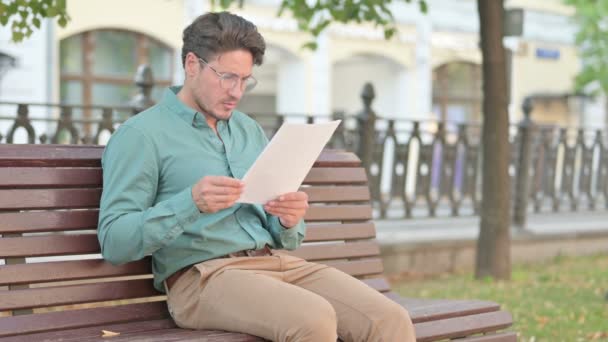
[181,12,265,67]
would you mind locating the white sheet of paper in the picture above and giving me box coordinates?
[237,120,341,204]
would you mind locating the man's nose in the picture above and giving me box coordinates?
[228,83,245,99]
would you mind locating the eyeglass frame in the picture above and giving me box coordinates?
[196,55,258,93]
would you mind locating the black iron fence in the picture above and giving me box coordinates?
[2,80,607,224]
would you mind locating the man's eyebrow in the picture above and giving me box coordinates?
[216,67,252,79]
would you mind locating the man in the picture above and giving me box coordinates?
[98,11,415,342]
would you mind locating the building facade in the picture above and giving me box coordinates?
[0,0,601,136]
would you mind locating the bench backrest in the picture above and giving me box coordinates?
[0,144,388,333]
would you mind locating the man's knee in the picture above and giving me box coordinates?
[383,300,413,326]
[348,298,414,342]
[282,296,338,342]
[370,300,415,341]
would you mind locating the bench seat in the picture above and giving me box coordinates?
[0,144,515,341]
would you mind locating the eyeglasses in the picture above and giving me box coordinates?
[198,57,258,93]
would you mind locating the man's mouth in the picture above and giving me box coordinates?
[223,101,237,110]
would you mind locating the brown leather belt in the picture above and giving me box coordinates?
[165,245,273,291]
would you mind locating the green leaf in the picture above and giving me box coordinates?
[568,0,608,97]
[301,41,318,50]
[219,0,232,9]
[384,27,396,39]
[310,19,330,36]
[8,2,18,13]
[46,6,57,17]
[12,31,24,42]
[277,1,288,16]
[33,17,41,28]
[58,16,67,27]
[419,0,428,13]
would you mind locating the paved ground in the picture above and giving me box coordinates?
[375,209,608,276]
[375,209,608,244]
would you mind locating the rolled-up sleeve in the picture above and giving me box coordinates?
[267,215,306,250]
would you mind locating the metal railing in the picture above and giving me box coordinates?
[2,81,607,223]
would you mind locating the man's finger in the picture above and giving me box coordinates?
[208,176,245,188]
[275,192,307,202]
[205,194,241,203]
[264,207,303,216]
[266,201,307,210]
[204,186,243,196]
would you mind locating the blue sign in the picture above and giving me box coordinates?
[536,48,560,60]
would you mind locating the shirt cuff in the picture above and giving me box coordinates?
[167,186,200,227]
[269,216,305,249]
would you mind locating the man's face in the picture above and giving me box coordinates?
[189,49,254,122]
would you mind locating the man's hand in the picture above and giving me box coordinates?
[191,176,244,213]
[264,191,309,228]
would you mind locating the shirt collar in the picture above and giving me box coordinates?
[160,86,209,129]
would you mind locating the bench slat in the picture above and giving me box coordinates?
[304,205,373,221]
[77,328,263,342]
[302,185,370,202]
[414,310,513,342]
[0,146,358,168]
[362,278,391,292]
[0,279,160,311]
[457,332,517,341]
[0,319,177,342]
[2,324,263,342]
[0,302,169,338]
[0,234,99,258]
[0,168,102,188]
[0,186,366,209]
[289,241,380,261]
[0,189,101,210]
[408,299,502,323]
[314,150,361,167]
[0,208,375,236]
[0,258,380,287]
[303,167,367,184]
[304,222,376,242]
[0,144,103,167]
[0,230,379,259]
[324,258,383,277]
[0,259,151,286]
[0,210,99,234]
[0,167,365,189]
[384,293,501,323]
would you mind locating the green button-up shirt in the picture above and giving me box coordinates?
[98,86,306,292]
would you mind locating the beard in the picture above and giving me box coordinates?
[194,95,235,124]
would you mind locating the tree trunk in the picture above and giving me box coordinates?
[475,0,511,280]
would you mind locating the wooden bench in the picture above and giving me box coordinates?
[0,144,515,341]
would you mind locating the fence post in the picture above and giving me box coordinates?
[513,96,534,230]
[7,104,35,143]
[357,82,377,175]
[130,64,155,115]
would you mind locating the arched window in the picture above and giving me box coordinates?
[60,29,173,115]
[432,62,482,123]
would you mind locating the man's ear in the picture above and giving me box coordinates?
[184,53,199,78]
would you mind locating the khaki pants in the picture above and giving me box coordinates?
[165,252,415,342]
